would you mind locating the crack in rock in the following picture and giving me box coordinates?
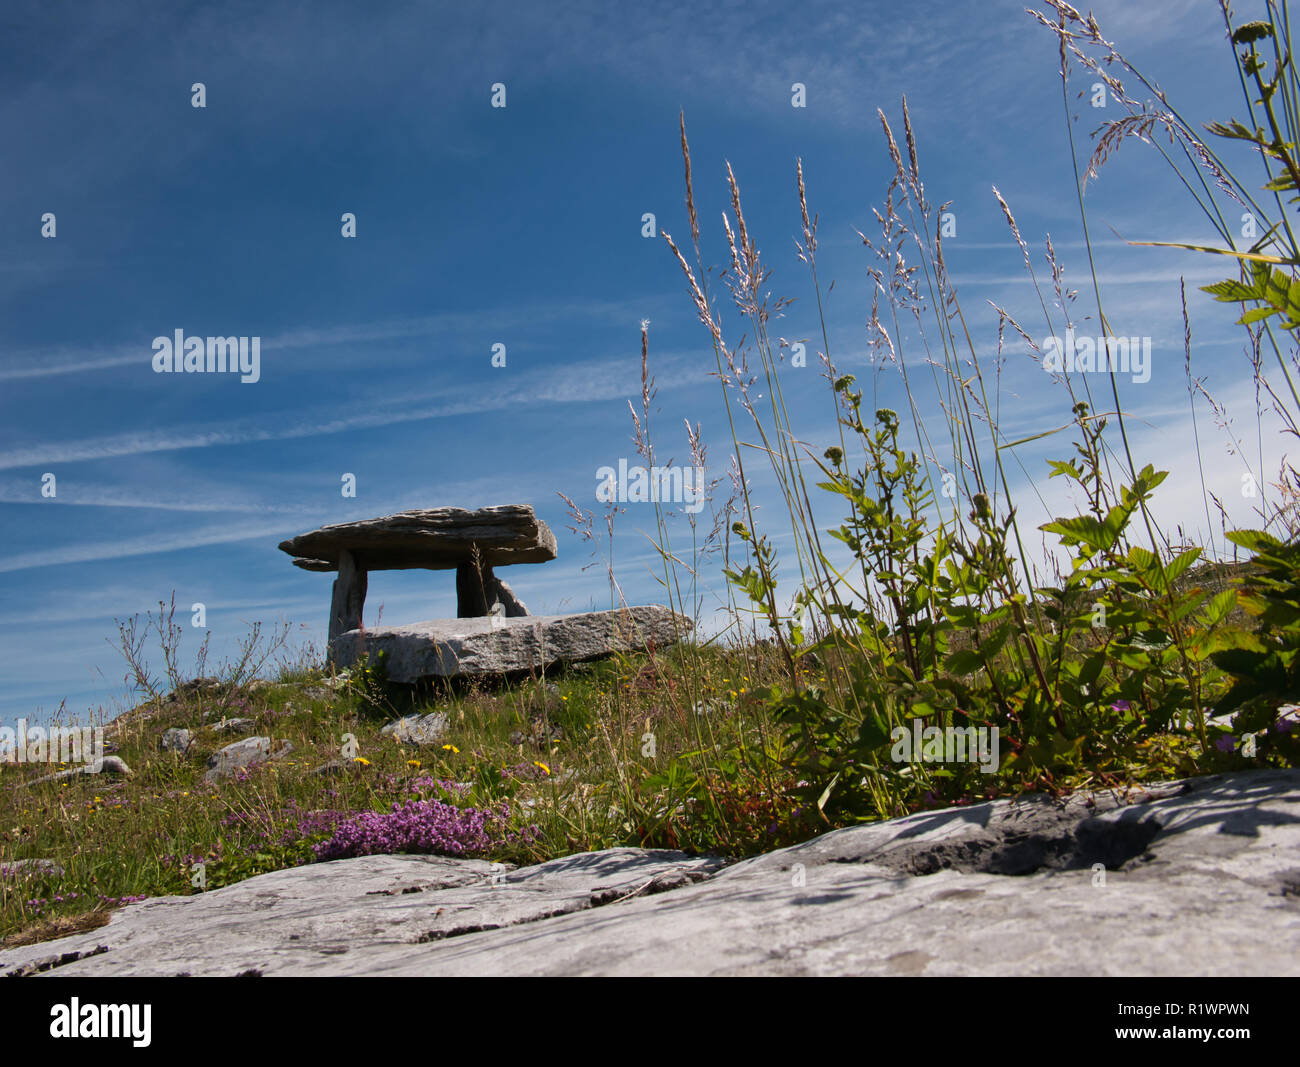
[5,944,109,977]
[851,814,1163,877]
[588,867,714,906]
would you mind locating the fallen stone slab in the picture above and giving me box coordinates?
[328,606,690,683]
[3,768,1298,976]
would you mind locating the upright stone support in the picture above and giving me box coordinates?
[494,575,529,617]
[328,549,367,642]
[455,560,530,618]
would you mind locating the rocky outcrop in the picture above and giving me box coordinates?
[328,606,690,682]
[3,768,1297,976]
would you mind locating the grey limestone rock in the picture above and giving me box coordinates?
[4,769,1297,976]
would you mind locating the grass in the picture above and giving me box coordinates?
[5,0,1300,948]
[0,636,813,944]
[0,558,1278,947]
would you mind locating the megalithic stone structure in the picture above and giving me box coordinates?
[278,505,557,643]
[280,503,691,678]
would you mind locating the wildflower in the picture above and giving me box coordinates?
[1110,700,1132,713]
[442,744,459,754]
[1215,735,1236,753]
[407,759,422,768]
[312,798,512,861]
[354,757,371,765]
[534,761,551,776]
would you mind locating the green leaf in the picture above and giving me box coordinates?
[1043,514,1118,552]
[816,772,841,813]
[1131,239,1295,265]
[944,649,985,676]
[1226,529,1281,554]
[1201,588,1239,627]
[1240,305,1280,323]
[1203,278,1260,301]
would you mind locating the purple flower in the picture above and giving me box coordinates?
[1110,700,1132,713]
[1215,735,1236,753]
[313,798,512,861]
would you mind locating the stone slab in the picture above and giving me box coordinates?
[279,505,556,572]
[328,606,690,682]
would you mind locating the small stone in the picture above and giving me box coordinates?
[168,677,224,702]
[526,683,563,716]
[210,718,255,736]
[22,756,132,787]
[160,728,193,754]
[204,737,291,783]
[311,759,361,777]
[0,858,64,880]
[380,713,449,746]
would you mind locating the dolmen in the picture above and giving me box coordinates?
[278,504,689,682]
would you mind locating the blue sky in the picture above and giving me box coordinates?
[1,0,1288,729]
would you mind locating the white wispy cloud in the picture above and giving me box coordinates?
[0,348,710,471]
[0,520,292,573]
[0,298,665,382]
[0,478,322,514]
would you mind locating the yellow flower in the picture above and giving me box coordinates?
[354,757,371,766]
[406,759,422,768]
[442,744,459,754]
[533,761,550,775]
